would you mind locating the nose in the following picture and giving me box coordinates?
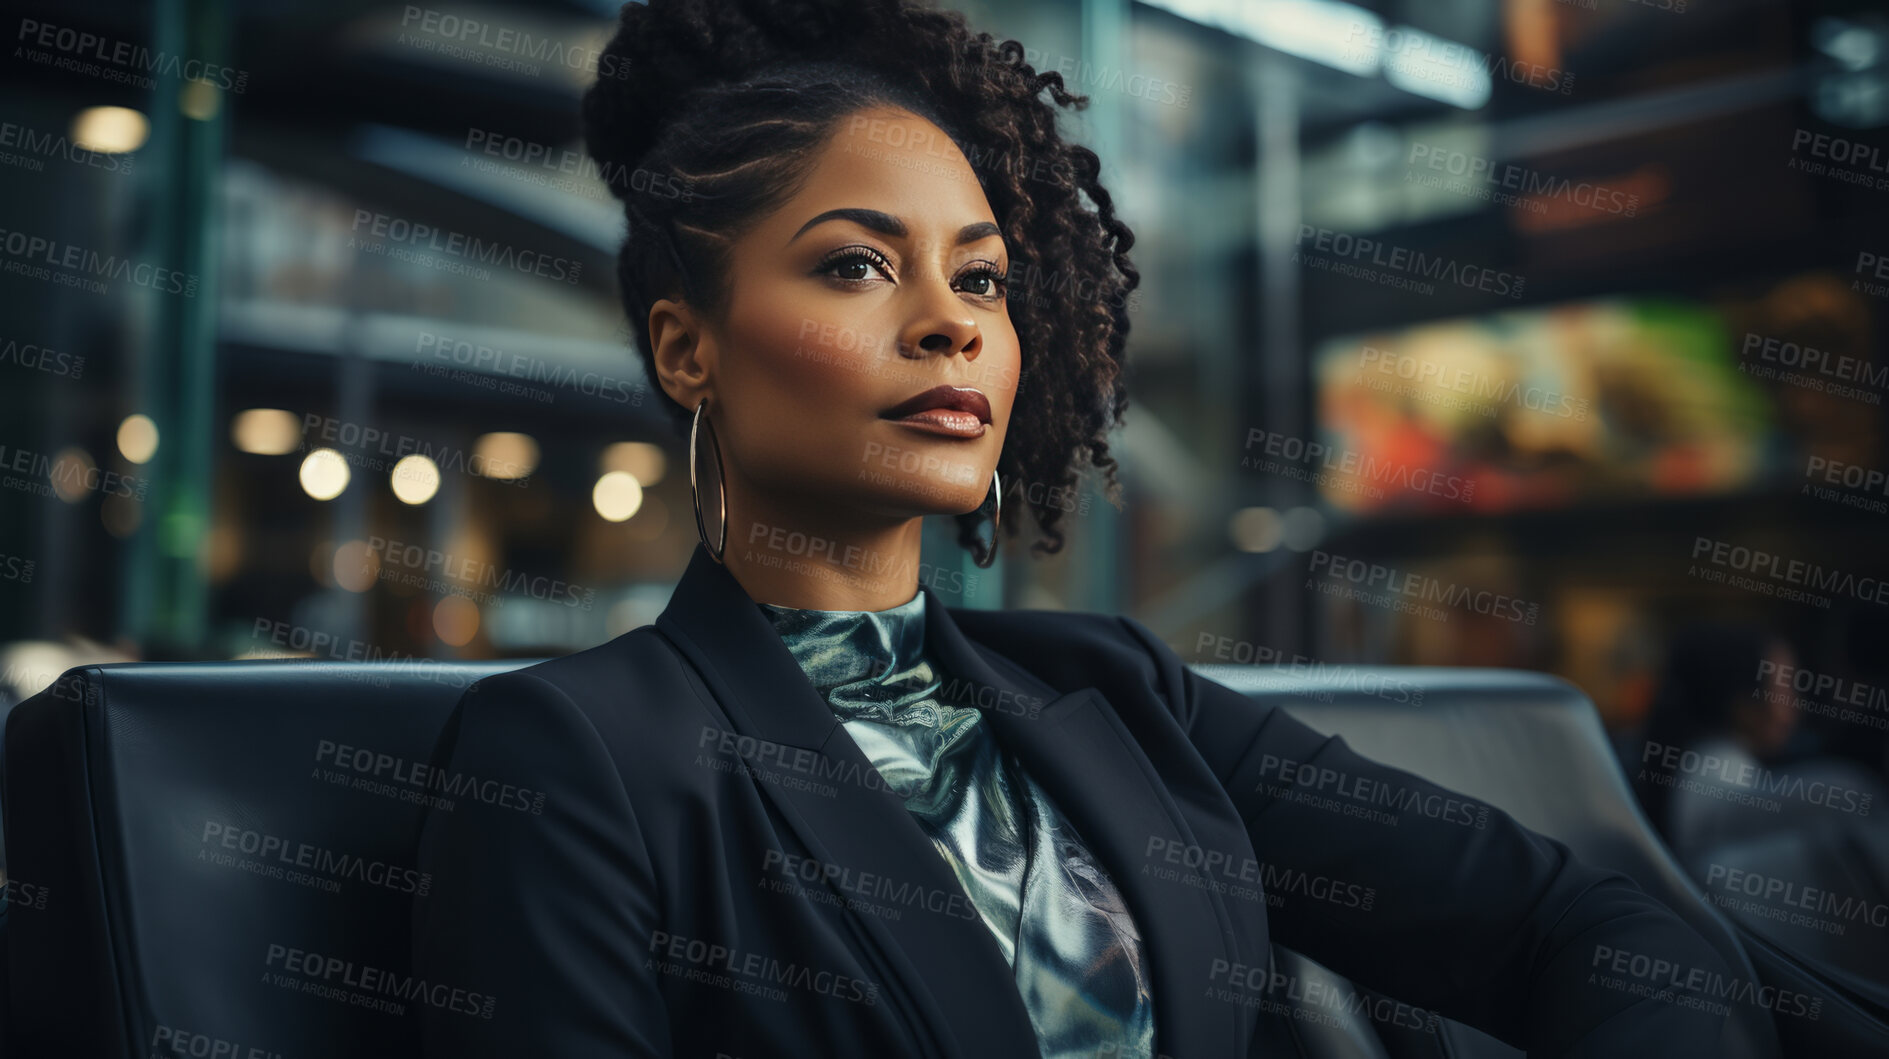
[897,280,981,361]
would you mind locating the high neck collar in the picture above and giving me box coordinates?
[756,591,928,698]
[654,542,1058,752]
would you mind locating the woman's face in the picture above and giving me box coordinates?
[652,104,1021,538]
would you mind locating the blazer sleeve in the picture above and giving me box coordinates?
[1116,615,1735,1058]
[410,669,673,1057]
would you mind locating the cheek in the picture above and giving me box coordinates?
[714,296,900,481]
[990,335,1023,418]
[729,303,886,406]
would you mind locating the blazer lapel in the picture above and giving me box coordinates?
[653,543,1260,1059]
[922,586,1263,1059]
[654,545,1040,1057]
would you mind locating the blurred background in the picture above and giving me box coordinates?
[2,0,1888,934]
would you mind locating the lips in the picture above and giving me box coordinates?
[881,385,991,424]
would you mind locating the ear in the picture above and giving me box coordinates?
[648,297,717,410]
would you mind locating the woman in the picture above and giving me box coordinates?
[410,1,1739,1055]
[1631,621,1889,986]
[1630,620,1806,867]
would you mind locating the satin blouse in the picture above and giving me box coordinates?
[757,591,1154,1058]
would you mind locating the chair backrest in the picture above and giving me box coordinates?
[5,658,1826,1058]
[2,659,531,1059]
[1196,664,1785,1059]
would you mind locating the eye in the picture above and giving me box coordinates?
[956,261,1008,301]
[815,246,895,286]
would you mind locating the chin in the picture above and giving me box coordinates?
[862,484,987,522]
[856,447,989,504]
[923,483,993,518]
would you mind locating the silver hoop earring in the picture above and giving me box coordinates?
[971,469,1002,569]
[690,397,728,564]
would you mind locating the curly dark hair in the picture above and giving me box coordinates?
[581,0,1138,559]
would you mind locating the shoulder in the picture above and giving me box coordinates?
[940,604,1188,700]
[474,624,687,701]
[941,603,1162,653]
[454,625,715,778]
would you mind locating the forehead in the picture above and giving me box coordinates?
[763,106,1001,239]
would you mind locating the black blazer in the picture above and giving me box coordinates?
[411,543,1734,1058]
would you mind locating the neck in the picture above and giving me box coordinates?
[715,479,929,612]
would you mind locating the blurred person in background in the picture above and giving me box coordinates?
[1631,619,1888,872]
[1632,620,1889,999]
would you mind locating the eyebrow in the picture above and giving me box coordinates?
[789,208,1003,249]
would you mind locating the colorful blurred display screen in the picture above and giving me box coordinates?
[1309,297,1805,515]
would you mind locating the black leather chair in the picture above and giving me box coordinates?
[2,659,530,1059]
[1206,664,1887,1059]
[1689,822,1889,1057]
[5,659,1878,1057]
